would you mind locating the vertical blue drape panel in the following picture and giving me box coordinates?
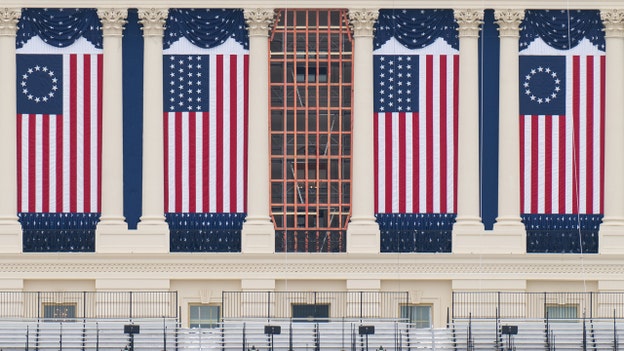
[167,213,245,252]
[19,213,99,252]
[122,9,144,229]
[377,213,455,253]
[479,9,500,230]
[522,214,601,253]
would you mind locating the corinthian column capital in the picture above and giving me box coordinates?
[138,8,168,37]
[244,8,275,37]
[454,9,484,38]
[348,9,379,37]
[495,9,525,38]
[98,8,128,37]
[0,8,21,37]
[601,10,624,38]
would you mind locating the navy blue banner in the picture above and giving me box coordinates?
[164,9,248,50]
[374,9,458,50]
[17,8,102,49]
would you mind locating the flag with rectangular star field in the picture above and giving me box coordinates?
[373,9,459,215]
[163,9,249,214]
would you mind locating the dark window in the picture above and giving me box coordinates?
[43,303,76,321]
[292,303,330,322]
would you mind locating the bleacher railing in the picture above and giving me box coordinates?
[453,291,624,320]
[222,291,409,319]
[0,291,178,319]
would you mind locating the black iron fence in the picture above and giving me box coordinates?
[453,291,624,319]
[0,291,178,319]
[222,291,409,320]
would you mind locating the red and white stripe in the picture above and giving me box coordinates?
[17,54,103,213]
[164,54,249,213]
[374,54,459,214]
[520,55,605,214]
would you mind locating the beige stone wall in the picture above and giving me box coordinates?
[0,0,622,329]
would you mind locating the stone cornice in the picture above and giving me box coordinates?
[2,1,624,9]
[243,8,274,37]
[0,8,20,37]
[2,254,624,280]
[348,9,379,37]
[98,8,128,37]
[495,9,525,38]
[138,8,168,37]
[454,9,484,38]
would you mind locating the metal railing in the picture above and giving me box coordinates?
[453,291,624,320]
[0,318,178,351]
[222,291,409,320]
[0,291,178,319]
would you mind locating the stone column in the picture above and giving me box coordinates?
[452,9,487,252]
[491,10,526,251]
[346,9,380,254]
[134,8,169,251]
[241,8,276,254]
[599,10,624,253]
[96,9,128,235]
[0,8,23,253]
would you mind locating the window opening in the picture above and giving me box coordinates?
[269,9,353,252]
[292,303,330,322]
[43,303,76,322]
[400,304,432,328]
[189,304,221,328]
[546,304,578,321]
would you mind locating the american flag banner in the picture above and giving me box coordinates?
[16,51,103,214]
[373,50,459,214]
[163,46,249,213]
[519,49,605,215]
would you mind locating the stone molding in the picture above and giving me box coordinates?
[138,8,168,37]
[454,9,484,38]
[98,8,128,37]
[1,0,624,8]
[0,8,20,37]
[244,8,275,36]
[602,9,624,38]
[348,9,379,37]
[494,9,525,38]
[2,256,624,278]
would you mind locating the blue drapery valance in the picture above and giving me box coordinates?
[374,9,458,51]
[164,9,249,50]
[522,214,601,253]
[520,10,605,51]
[17,8,102,49]
[167,212,245,252]
[376,213,455,253]
[19,212,99,252]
